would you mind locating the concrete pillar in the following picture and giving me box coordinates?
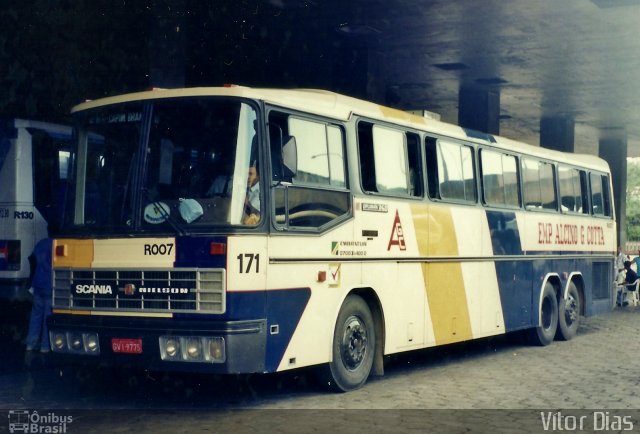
[458,85,500,135]
[599,137,628,248]
[540,117,575,152]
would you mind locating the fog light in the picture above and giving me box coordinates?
[184,338,202,360]
[83,333,100,353]
[51,332,66,351]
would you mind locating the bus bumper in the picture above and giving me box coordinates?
[47,314,268,374]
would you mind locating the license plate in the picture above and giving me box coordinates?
[111,338,143,354]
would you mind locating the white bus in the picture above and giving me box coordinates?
[0,119,71,299]
[48,87,615,391]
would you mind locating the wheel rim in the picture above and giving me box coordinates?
[541,296,553,330]
[564,292,578,325]
[340,315,368,371]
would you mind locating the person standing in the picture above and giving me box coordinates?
[25,238,53,353]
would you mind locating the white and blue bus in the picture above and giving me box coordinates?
[0,119,71,299]
[48,87,615,391]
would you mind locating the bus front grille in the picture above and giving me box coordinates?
[52,268,225,314]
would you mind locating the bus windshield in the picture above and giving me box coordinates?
[63,98,259,235]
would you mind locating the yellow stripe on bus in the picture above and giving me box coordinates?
[412,204,473,345]
[52,309,172,318]
[52,309,91,315]
[90,311,173,318]
[52,239,93,268]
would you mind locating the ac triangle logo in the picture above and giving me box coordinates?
[387,210,406,251]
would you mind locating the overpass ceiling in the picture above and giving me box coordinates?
[273,0,640,153]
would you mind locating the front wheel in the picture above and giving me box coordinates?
[556,282,580,341]
[527,282,558,346]
[321,295,375,392]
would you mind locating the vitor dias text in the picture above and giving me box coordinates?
[540,411,633,431]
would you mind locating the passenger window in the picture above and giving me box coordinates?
[481,149,519,208]
[522,158,557,211]
[372,126,408,194]
[426,139,476,203]
[559,166,588,214]
[590,173,612,217]
[357,122,421,197]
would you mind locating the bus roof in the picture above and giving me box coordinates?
[71,86,610,173]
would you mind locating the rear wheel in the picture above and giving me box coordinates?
[556,282,580,341]
[528,282,558,346]
[321,295,375,392]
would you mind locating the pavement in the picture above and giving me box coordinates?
[1,304,640,433]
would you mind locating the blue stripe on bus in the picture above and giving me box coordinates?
[218,288,311,372]
[486,210,530,331]
[486,210,522,255]
[174,236,227,268]
[264,287,311,372]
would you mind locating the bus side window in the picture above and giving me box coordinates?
[481,149,520,208]
[523,158,557,211]
[426,138,476,203]
[357,122,377,192]
[425,137,439,199]
[406,132,422,197]
[358,121,419,197]
[272,112,350,230]
[590,172,612,217]
[559,166,588,214]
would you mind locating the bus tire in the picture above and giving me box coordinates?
[528,282,558,346]
[556,282,580,341]
[322,295,375,392]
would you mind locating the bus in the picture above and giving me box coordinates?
[48,86,615,391]
[0,118,71,300]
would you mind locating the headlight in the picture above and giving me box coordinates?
[159,336,181,361]
[159,336,225,363]
[51,332,67,351]
[49,331,100,355]
[204,337,226,363]
[165,338,180,358]
[83,333,100,353]
[69,333,84,352]
[185,338,203,361]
